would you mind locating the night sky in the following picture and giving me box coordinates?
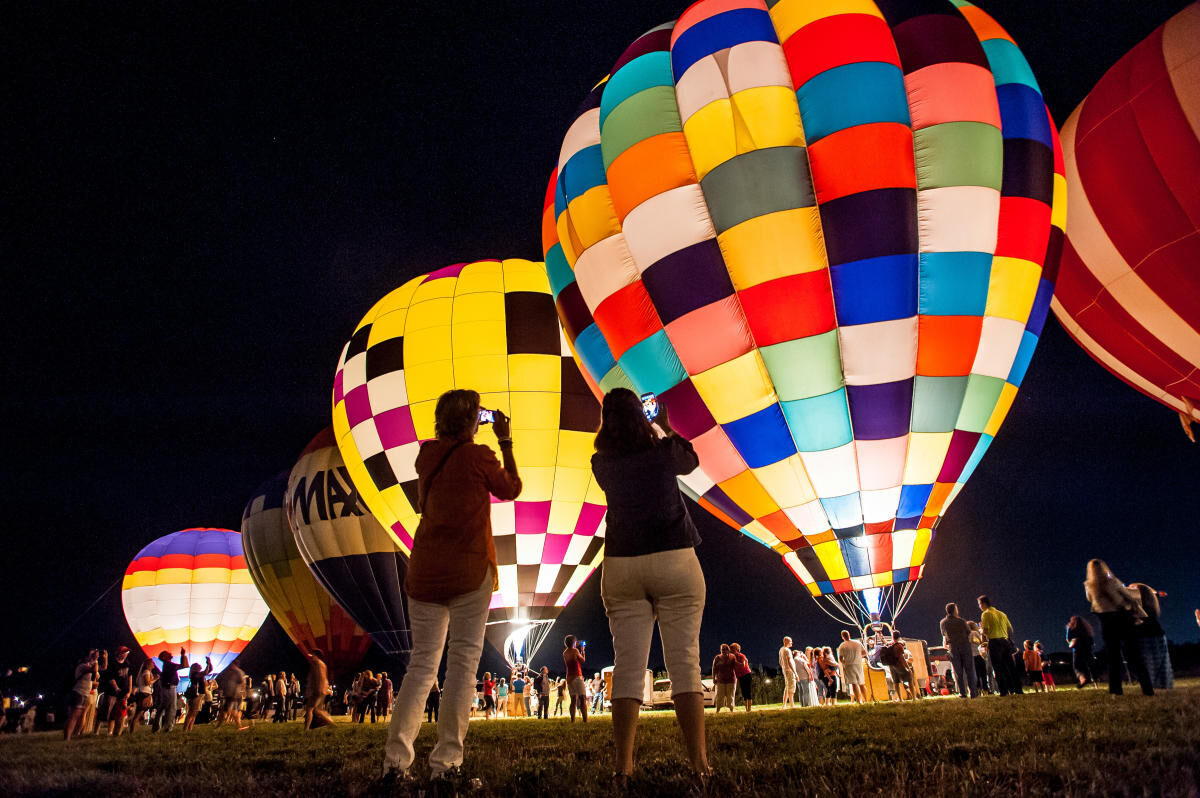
[4,1,1197,686]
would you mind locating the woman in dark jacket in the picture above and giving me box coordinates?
[591,388,709,778]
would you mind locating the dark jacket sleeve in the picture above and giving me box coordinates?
[666,435,700,476]
[477,445,522,501]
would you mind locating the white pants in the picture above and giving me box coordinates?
[384,568,491,776]
[602,547,705,701]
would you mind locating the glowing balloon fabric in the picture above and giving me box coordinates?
[1051,3,1200,440]
[121,528,270,672]
[543,0,1063,601]
[288,429,412,657]
[331,259,605,628]
[241,472,372,676]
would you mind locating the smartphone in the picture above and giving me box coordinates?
[640,392,659,421]
[478,409,495,424]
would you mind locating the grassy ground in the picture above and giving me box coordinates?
[3,682,1198,797]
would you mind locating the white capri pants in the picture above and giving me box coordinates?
[602,547,706,701]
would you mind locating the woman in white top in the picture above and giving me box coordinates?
[792,648,813,708]
[1084,559,1153,696]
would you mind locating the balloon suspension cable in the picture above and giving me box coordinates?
[500,620,556,672]
[36,576,123,661]
[817,582,922,630]
[892,580,920,624]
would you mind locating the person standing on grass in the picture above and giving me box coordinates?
[536,667,552,719]
[940,603,979,699]
[1084,559,1153,696]
[378,672,393,722]
[425,681,440,722]
[382,389,522,780]
[99,646,133,735]
[482,672,496,719]
[817,646,840,706]
[590,388,709,778]
[590,672,606,715]
[182,656,213,730]
[1021,640,1045,692]
[128,658,156,734]
[793,647,815,708]
[1035,642,1056,691]
[152,648,186,732]
[554,677,566,716]
[881,633,916,701]
[836,630,869,704]
[1065,616,1095,688]
[64,649,101,741]
[1130,583,1173,690]
[778,637,797,708]
[562,636,588,722]
[712,644,736,712]
[977,596,1022,696]
[302,651,333,729]
[730,643,753,712]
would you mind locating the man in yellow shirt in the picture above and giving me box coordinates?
[978,596,1023,696]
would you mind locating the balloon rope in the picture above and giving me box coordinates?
[36,576,123,660]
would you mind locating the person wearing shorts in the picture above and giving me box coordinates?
[1022,641,1045,692]
[836,631,868,704]
[481,673,496,718]
[563,637,588,723]
[730,643,753,711]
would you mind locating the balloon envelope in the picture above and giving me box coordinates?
[241,471,372,676]
[288,429,412,657]
[121,528,270,672]
[1051,2,1200,438]
[542,1,1063,612]
[331,259,605,638]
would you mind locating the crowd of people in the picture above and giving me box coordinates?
[13,388,1189,790]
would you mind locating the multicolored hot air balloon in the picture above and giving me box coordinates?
[287,429,412,658]
[543,0,1064,624]
[331,259,605,665]
[121,528,270,674]
[1051,2,1200,442]
[241,472,372,676]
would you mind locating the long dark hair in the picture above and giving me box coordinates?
[434,389,480,440]
[594,388,655,456]
[1067,615,1092,635]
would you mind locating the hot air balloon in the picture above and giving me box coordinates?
[241,471,372,677]
[287,429,412,659]
[121,528,270,676]
[331,258,605,666]
[1051,2,1200,442]
[542,0,1064,625]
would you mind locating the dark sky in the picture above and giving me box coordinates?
[3,1,1197,683]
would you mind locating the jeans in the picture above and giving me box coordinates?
[1097,611,1153,696]
[153,687,177,732]
[383,568,492,776]
[948,644,979,698]
[795,679,812,707]
[602,548,705,701]
[537,694,549,718]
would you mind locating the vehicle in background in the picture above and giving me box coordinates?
[650,677,716,709]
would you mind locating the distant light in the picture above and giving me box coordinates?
[37,694,42,700]
[765,679,772,684]
[17,666,29,673]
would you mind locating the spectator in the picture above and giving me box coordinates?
[1084,559,1153,696]
[64,649,101,741]
[382,390,521,780]
[881,633,916,701]
[967,622,990,694]
[1130,582,1173,690]
[425,681,440,722]
[378,673,393,722]
[482,672,496,719]
[535,667,552,719]
[128,659,157,734]
[792,647,814,708]
[1035,642,1056,691]
[817,646,840,706]
[182,656,213,730]
[977,596,1023,696]
[302,651,333,730]
[152,648,187,732]
[1021,640,1045,693]
[590,672,606,715]
[99,646,133,735]
[214,660,245,729]
[836,630,869,704]
[711,644,736,713]
[523,677,534,718]
[778,637,797,709]
[562,637,587,722]
[1065,616,1095,688]
[495,676,507,717]
[554,677,567,717]
[731,643,752,712]
[590,388,709,777]
[940,603,979,699]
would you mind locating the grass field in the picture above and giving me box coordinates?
[3,682,1198,797]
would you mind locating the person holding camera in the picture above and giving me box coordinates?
[591,387,709,778]
[383,389,521,780]
[562,635,588,722]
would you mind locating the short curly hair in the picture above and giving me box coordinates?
[434,389,480,440]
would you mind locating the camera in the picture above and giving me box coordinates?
[478,409,495,424]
